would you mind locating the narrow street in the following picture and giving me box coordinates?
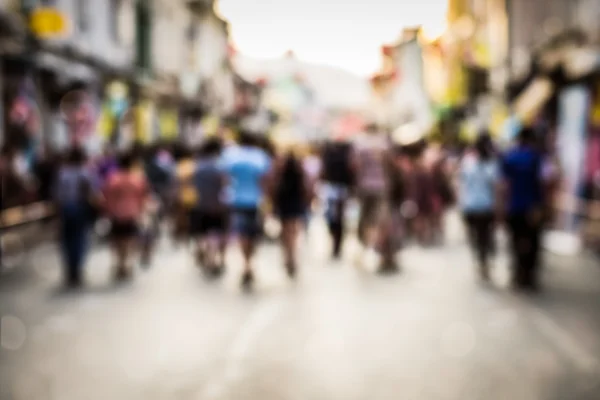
[1,214,600,400]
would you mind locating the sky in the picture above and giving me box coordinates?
[217,0,448,77]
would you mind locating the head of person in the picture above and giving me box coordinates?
[517,127,537,147]
[474,132,493,160]
[102,143,115,157]
[140,144,155,163]
[238,130,260,148]
[308,143,321,157]
[365,123,378,135]
[117,150,137,171]
[65,146,88,167]
[200,137,223,158]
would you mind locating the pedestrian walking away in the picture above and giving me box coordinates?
[103,151,150,281]
[220,131,272,289]
[500,128,546,291]
[459,133,499,281]
[53,147,100,287]
[320,138,355,259]
[271,146,313,278]
[190,138,228,276]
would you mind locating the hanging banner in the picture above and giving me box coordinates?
[134,101,154,143]
[201,115,220,137]
[444,61,466,105]
[159,109,178,139]
[489,103,509,138]
[106,81,129,117]
[556,85,591,232]
[98,105,114,139]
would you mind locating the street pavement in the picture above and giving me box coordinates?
[1,213,600,400]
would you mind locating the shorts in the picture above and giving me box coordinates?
[359,193,386,226]
[231,208,262,239]
[110,219,139,239]
[189,210,228,236]
[275,202,306,222]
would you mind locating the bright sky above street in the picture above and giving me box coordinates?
[217,0,448,76]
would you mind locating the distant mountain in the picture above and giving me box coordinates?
[233,54,371,110]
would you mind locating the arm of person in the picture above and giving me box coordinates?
[303,167,316,206]
[496,158,509,223]
[87,170,105,207]
[260,154,276,198]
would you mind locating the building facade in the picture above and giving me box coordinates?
[194,0,235,117]
[369,28,433,132]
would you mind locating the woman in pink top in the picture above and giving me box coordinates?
[103,151,149,280]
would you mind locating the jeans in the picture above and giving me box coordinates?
[507,212,542,288]
[60,203,91,284]
[463,211,495,268]
[322,183,349,258]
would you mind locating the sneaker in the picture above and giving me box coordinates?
[378,260,399,275]
[285,261,297,279]
[479,264,490,281]
[195,249,205,267]
[241,270,254,289]
[209,265,225,278]
[140,254,151,269]
[115,266,132,282]
[66,276,83,289]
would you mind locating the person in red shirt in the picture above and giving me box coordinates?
[103,151,149,280]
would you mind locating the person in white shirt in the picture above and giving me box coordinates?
[459,134,499,280]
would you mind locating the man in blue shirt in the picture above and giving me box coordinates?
[501,127,545,291]
[220,130,271,288]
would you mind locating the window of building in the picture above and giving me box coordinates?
[75,0,90,33]
[109,0,120,43]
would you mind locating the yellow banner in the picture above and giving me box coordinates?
[98,106,114,139]
[489,104,509,138]
[445,62,466,105]
[201,116,220,137]
[134,102,153,143]
[159,110,178,139]
[459,120,477,143]
[473,42,491,69]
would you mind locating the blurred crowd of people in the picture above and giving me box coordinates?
[1,118,592,293]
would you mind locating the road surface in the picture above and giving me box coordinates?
[1,214,600,399]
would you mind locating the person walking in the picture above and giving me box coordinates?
[53,147,100,287]
[103,151,150,280]
[459,134,499,281]
[500,128,546,290]
[271,147,313,278]
[302,144,322,230]
[354,124,388,252]
[190,138,228,276]
[320,137,355,259]
[376,146,406,273]
[173,148,196,246]
[220,131,272,289]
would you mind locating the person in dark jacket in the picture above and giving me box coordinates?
[271,147,313,277]
[320,138,355,259]
[500,127,545,291]
[53,147,100,287]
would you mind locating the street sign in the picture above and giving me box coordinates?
[29,8,69,38]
